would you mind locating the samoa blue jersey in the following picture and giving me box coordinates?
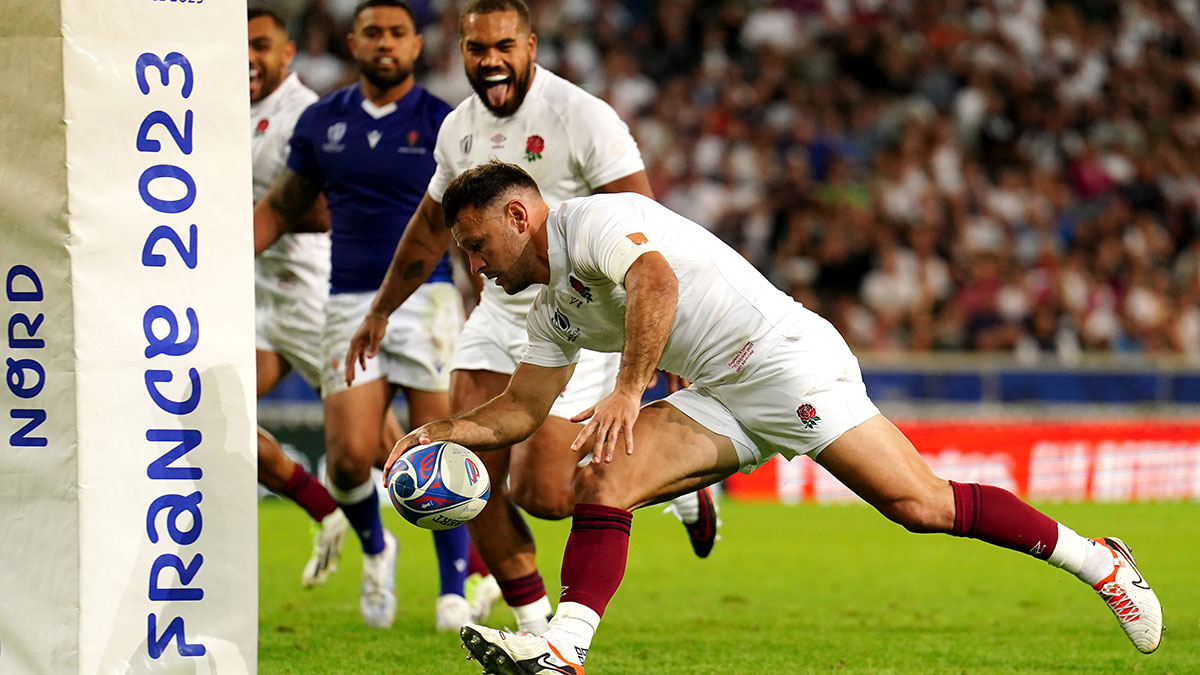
[288,83,454,294]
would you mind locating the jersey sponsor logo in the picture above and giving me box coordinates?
[626,232,648,245]
[366,129,382,149]
[797,403,821,429]
[524,134,544,161]
[460,134,472,155]
[490,132,505,149]
[397,128,427,154]
[323,122,347,152]
[568,275,593,303]
[254,118,269,137]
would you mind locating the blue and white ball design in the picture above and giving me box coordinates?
[386,441,490,530]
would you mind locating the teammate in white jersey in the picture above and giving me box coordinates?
[343,0,717,635]
[248,7,350,591]
[255,1,474,631]
[385,162,1164,673]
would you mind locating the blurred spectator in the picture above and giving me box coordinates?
[263,0,1200,363]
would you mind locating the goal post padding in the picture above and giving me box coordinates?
[1,2,256,673]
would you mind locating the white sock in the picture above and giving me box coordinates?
[512,595,552,634]
[326,478,375,503]
[1046,524,1115,586]
[665,492,699,524]
[543,601,600,664]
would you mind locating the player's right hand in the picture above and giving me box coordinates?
[382,427,432,486]
[344,313,388,386]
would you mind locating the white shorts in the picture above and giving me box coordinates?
[451,300,619,418]
[664,314,879,473]
[255,278,326,391]
[321,284,463,397]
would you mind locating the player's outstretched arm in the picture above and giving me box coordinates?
[253,168,322,254]
[383,362,575,481]
[571,251,678,463]
[344,193,454,385]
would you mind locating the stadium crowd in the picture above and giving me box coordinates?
[256,0,1200,363]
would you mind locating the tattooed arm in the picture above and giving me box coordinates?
[253,168,323,255]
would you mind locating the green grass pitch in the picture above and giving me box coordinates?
[258,498,1198,674]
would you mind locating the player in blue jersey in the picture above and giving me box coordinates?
[253,0,470,631]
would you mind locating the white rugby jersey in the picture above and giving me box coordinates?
[522,193,810,386]
[428,65,644,318]
[251,73,330,299]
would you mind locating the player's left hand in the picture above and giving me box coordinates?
[570,390,642,464]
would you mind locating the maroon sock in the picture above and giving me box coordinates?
[467,541,490,577]
[949,481,1058,559]
[280,464,338,523]
[559,503,632,617]
[497,570,546,606]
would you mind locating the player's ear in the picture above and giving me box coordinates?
[508,199,528,232]
[282,40,296,68]
[412,33,423,59]
[527,31,537,61]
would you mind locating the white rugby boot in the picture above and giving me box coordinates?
[460,624,584,675]
[301,509,349,588]
[1092,537,1162,654]
[466,572,503,624]
[436,593,472,632]
[360,530,398,628]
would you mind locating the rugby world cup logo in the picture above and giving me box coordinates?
[323,122,347,152]
[464,458,480,485]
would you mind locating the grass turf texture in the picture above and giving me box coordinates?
[259,499,1197,674]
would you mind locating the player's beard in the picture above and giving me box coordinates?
[359,59,412,92]
[468,62,532,118]
[251,64,284,104]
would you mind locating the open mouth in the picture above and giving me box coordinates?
[375,56,397,68]
[249,64,261,85]
[482,72,511,108]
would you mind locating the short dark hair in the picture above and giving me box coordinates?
[353,0,417,27]
[247,7,286,31]
[442,161,541,227]
[459,0,531,33]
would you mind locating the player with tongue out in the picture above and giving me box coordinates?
[344,0,720,642]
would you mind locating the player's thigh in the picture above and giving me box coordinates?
[403,386,451,428]
[575,400,741,511]
[814,414,952,523]
[256,349,291,398]
[323,377,395,475]
[509,415,590,519]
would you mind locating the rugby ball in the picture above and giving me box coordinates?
[387,441,490,530]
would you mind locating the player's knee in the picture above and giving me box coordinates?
[572,466,631,510]
[510,476,573,520]
[881,495,954,534]
[326,449,372,489]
